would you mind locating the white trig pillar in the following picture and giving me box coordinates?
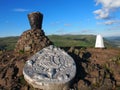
[95,34,105,48]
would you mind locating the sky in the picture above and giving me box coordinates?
[0,0,120,37]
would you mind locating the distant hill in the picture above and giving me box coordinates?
[0,36,19,50]
[48,35,113,48]
[0,35,115,51]
[48,35,96,47]
[106,36,120,48]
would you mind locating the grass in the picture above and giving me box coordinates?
[0,36,19,50]
[48,35,113,48]
[0,35,114,51]
[48,35,96,47]
[19,75,27,86]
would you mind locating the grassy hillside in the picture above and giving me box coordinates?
[0,35,114,51]
[48,35,96,47]
[48,35,113,48]
[0,36,19,50]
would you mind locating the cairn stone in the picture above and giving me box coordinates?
[28,12,43,29]
[14,12,52,53]
[23,45,76,90]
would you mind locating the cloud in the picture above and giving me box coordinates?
[104,20,115,25]
[104,20,120,25]
[64,23,71,26]
[12,8,29,12]
[55,28,65,34]
[107,25,120,31]
[94,0,120,19]
[81,29,93,34]
[97,20,120,25]
[96,0,120,8]
[50,21,71,27]
[81,30,90,33]
[56,29,64,32]
[93,8,109,19]
[50,21,61,26]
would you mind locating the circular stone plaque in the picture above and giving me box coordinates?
[23,45,76,90]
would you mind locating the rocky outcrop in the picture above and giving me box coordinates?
[68,47,120,90]
[0,48,120,90]
[14,12,52,54]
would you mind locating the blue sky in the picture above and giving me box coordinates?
[0,0,120,37]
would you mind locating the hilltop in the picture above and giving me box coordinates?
[0,35,120,90]
[0,46,120,90]
[0,11,119,90]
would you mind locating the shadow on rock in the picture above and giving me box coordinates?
[67,47,91,89]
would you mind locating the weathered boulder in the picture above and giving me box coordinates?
[23,45,76,90]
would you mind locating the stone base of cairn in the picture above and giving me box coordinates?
[14,29,52,53]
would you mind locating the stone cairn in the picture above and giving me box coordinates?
[23,45,76,90]
[14,12,52,53]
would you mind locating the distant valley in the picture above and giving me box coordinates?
[106,36,120,48]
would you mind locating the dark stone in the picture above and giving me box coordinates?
[28,12,43,29]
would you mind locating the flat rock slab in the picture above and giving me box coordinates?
[23,45,76,90]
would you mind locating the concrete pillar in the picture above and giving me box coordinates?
[95,34,105,48]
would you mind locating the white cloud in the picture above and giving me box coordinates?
[12,8,29,12]
[97,20,120,25]
[81,30,90,33]
[93,8,109,19]
[64,23,71,26]
[94,0,120,19]
[104,20,115,25]
[107,25,120,31]
[96,0,120,9]
[50,21,61,26]
[104,20,120,25]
